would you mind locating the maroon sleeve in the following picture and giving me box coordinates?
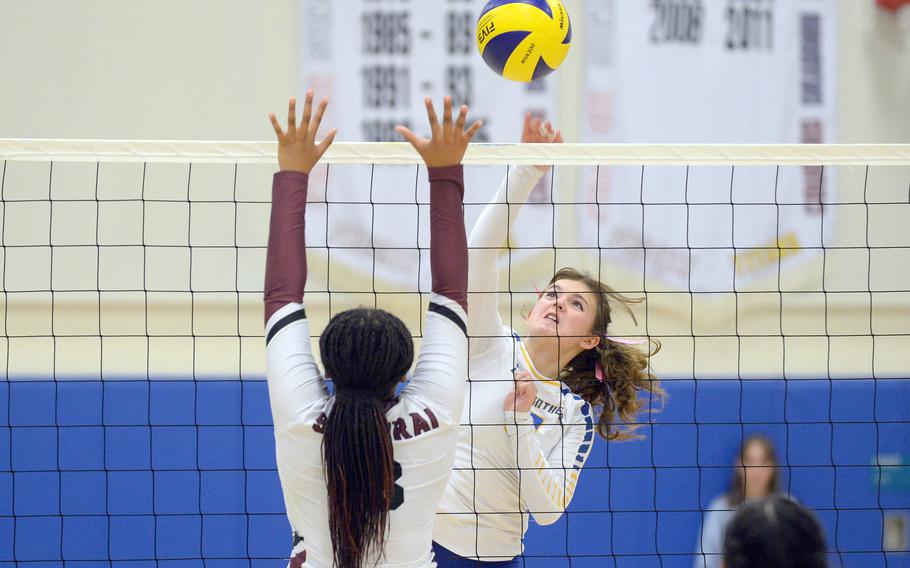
[264,170,309,324]
[428,165,468,312]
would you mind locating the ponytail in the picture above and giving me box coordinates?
[323,392,395,567]
[319,309,413,568]
[561,335,663,441]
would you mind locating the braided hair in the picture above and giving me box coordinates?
[547,268,665,441]
[319,308,413,568]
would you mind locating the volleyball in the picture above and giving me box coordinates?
[475,0,572,82]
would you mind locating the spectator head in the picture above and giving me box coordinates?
[728,434,779,505]
[723,495,827,568]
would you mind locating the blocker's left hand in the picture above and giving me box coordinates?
[269,90,338,174]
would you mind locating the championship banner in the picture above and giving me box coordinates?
[299,0,838,292]
[297,0,850,378]
[299,0,561,288]
[580,0,838,292]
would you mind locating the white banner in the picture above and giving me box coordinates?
[580,0,838,291]
[300,0,560,143]
[300,0,561,286]
[299,0,838,294]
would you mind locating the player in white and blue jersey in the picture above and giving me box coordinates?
[432,115,666,566]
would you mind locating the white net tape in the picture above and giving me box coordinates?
[3,139,910,166]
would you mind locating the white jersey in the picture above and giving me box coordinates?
[266,294,468,568]
[433,166,596,560]
[694,495,736,568]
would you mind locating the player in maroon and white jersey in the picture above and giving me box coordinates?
[264,92,481,568]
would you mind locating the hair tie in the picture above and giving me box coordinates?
[605,335,647,346]
[335,385,379,400]
[594,360,606,383]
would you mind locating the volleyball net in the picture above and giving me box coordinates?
[1,139,909,566]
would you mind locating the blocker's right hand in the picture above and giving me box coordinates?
[269,91,337,174]
[396,96,483,168]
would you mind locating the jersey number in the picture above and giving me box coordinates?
[390,461,404,510]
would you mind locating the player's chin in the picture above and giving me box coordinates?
[527,318,558,335]
[526,327,561,340]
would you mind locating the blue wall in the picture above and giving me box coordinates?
[1,378,908,567]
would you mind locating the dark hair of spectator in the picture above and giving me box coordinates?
[723,495,827,568]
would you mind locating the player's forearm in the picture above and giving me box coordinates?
[504,410,569,524]
[469,165,544,249]
[429,165,468,312]
[465,165,544,339]
[469,165,545,277]
[264,171,309,324]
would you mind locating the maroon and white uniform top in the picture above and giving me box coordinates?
[264,167,469,567]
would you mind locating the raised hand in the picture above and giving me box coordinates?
[268,91,338,174]
[396,96,483,168]
[503,370,538,413]
[520,112,563,172]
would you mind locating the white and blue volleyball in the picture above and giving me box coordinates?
[475,0,572,82]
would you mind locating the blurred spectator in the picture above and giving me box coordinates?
[694,434,780,568]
